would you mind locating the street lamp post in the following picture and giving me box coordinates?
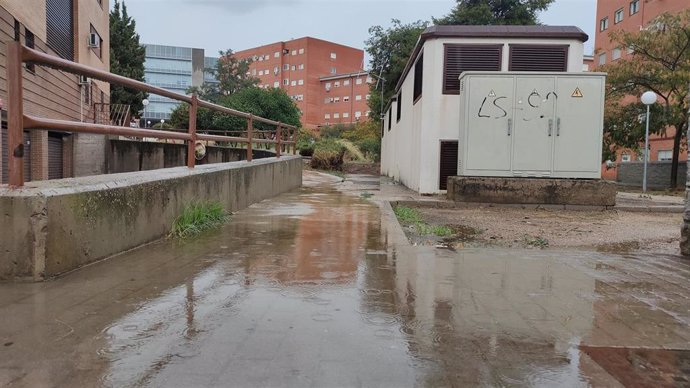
[641,91,658,193]
[142,98,149,127]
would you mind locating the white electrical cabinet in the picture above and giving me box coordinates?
[458,72,606,179]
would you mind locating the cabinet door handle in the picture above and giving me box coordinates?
[507,118,512,136]
[557,118,561,137]
[548,119,553,137]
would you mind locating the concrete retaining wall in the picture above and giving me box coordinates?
[0,156,302,281]
[681,162,690,256]
[107,139,276,174]
[447,176,617,206]
[616,161,687,189]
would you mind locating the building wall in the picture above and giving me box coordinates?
[616,161,687,189]
[382,37,585,194]
[233,37,365,129]
[0,2,110,182]
[142,44,210,122]
[595,0,689,180]
[76,0,110,95]
[319,72,372,126]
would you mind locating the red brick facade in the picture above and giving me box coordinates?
[595,0,689,180]
[233,37,370,129]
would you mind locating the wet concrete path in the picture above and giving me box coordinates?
[2,171,690,387]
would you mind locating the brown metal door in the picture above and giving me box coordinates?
[1,126,32,183]
[439,141,458,190]
[48,133,63,180]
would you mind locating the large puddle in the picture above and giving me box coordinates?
[1,173,689,387]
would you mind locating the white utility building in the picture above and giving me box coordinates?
[380,25,600,194]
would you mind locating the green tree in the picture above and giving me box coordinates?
[189,49,259,103]
[213,87,301,132]
[366,19,428,121]
[109,0,147,113]
[434,0,555,25]
[603,10,690,188]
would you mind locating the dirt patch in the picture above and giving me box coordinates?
[399,205,682,254]
[343,162,380,175]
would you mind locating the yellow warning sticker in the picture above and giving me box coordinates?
[571,87,584,98]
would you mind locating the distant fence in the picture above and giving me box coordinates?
[3,41,297,187]
[616,161,687,189]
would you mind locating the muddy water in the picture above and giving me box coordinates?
[1,173,690,387]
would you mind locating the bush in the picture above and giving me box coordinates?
[296,128,317,157]
[358,138,381,162]
[310,138,345,170]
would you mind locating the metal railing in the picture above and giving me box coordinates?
[93,103,131,127]
[4,41,297,187]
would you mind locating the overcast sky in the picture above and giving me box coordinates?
[120,0,596,62]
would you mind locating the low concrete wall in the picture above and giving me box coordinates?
[616,161,687,189]
[447,176,617,206]
[107,139,276,174]
[0,156,302,281]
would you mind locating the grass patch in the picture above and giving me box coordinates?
[171,202,229,238]
[524,236,550,248]
[394,206,424,224]
[394,206,454,237]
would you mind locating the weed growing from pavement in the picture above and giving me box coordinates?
[394,206,454,237]
[524,236,550,248]
[171,202,229,238]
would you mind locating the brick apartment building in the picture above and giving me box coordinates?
[232,37,371,129]
[595,0,689,180]
[0,0,110,184]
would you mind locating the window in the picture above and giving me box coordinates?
[89,24,103,59]
[258,70,264,76]
[600,17,609,31]
[355,95,362,101]
[356,78,363,85]
[366,111,371,117]
[273,81,279,88]
[299,48,304,54]
[299,64,304,70]
[413,52,423,102]
[291,80,296,86]
[252,69,257,76]
[46,0,75,60]
[325,114,330,120]
[334,97,340,103]
[343,96,350,102]
[621,153,631,162]
[355,111,362,118]
[296,95,304,101]
[343,80,350,86]
[325,82,331,89]
[343,112,349,118]
[334,113,340,119]
[658,150,672,161]
[509,45,568,72]
[298,79,304,85]
[396,92,402,122]
[612,48,622,61]
[274,66,279,74]
[598,52,607,65]
[630,0,640,15]
[365,94,371,101]
[614,8,624,24]
[330,67,337,74]
[265,55,270,60]
[330,52,337,60]
[627,46,635,54]
[274,51,280,58]
[283,64,289,71]
[25,28,35,71]
[283,79,289,85]
[258,56,263,62]
[291,65,296,71]
[443,44,502,94]
[291,50,297,56]
[334,81,340,87]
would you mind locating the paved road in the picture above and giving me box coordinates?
[1,171,689,387]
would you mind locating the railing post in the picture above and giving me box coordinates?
[276,125,282,158]
[246,114,253,162]
[7,41,24,187]
[292,128,297,155]
[186,94,198,168]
